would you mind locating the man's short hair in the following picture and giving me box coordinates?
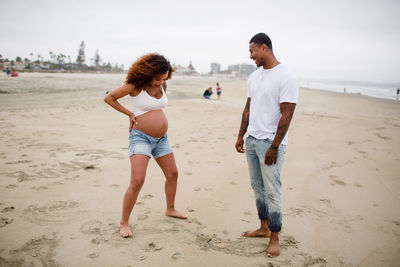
[249,33,273,51]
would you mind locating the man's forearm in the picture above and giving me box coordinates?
[271,103,296,148]
[238,98,251,138]
[238,111,249,137]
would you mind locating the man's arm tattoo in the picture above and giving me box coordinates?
[238,98,250,137]
[271,103,296,148]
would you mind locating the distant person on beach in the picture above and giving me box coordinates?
[9,68,19,77]
[104,53,187,238]
[203,87,213,99]
[397,88,399,100]
[216,82,222,100]
[235,33,298,258]
[5,67,11,75]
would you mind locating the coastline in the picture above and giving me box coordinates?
[0,73,399,266]
[2,71,399,101]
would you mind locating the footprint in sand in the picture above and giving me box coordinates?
[80,219,127,246]
[213,201,227,211]
[0,218,14,227]
[193,187,201,192]
[146,242,162,252]
[329,175,347,186]
[171,252,184,260]
[142,194,154,199]
[8,233,60,266]
[4,171,35,182]
[187,218,202,225]
[373,132,391,140]
[184,171,193,175]
[35,168,60,179]
[2,206,15,212]
[30,186,49,191]
[88,253,99,259]
[5,160,31,165]
[319,199,332,208]
[23,201,87,225]
[138,211,150,221]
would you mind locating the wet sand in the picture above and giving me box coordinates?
[0,73,399,266]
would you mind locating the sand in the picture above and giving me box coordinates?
[0,73,399,266]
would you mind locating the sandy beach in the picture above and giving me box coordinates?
[0,73,399,266]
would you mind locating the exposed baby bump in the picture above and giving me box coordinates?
[133,110,168,138]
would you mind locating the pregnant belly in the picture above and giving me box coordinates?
[132,110,168,138]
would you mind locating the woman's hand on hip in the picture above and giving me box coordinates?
[129,114,138,130]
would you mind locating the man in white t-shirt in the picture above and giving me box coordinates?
[235,33,298,258]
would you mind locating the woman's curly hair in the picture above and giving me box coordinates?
[125,53,175,91]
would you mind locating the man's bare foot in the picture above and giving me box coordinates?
[266,233,280,257]
[165,209,187,219]
[241,228,271,237]
[120,222,132,238]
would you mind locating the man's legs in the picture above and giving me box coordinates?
[243,136,271,237]
[255,138,286,257]
[244,136,285,257]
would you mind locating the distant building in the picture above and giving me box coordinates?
[174,61,197,75]
[228,63,256,77]
[210,62,221,74]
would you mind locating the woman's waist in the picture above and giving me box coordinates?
[130,128,167,142]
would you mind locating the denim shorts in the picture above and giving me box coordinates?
[129,129,173,158]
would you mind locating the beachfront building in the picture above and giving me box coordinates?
[228,63,256,78]
[210,62,221,74]
[174,61,198,75]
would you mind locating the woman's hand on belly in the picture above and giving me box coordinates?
[132,110,168,138]
[129,113,138,130]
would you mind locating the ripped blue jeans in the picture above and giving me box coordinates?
[245,135,286,232]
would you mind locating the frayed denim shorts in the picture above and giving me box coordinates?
[129,129,173,158]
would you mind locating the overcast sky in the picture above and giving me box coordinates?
[1,0,399,82]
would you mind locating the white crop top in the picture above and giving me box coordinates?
[130,87,168,116]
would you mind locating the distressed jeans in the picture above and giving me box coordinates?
[245,135,286,232]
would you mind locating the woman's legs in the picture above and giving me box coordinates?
[120,154,150,237]
[155,153,187,219]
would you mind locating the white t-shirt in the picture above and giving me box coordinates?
[247,64,298,145]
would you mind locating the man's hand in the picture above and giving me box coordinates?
[235,137,245,153]
[264,146,278,165]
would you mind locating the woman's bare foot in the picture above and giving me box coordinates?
[266,233,280,257]
[120,222,132,238]
[165,209,187,219]
[241,228,271,237]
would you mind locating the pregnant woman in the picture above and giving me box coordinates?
[104,53,187,238]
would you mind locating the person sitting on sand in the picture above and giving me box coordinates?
[203,87,213,99]
[104,53,187,238]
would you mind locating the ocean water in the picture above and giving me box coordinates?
[299,78,400,101]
